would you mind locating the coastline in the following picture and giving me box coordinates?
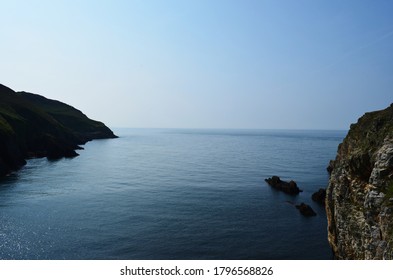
[0,83,117,177]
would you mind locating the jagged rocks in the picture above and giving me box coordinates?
[296,203,317,217]
[327,160,335,175]
[265,176,302,195]
[265,176,317,217]
[312,188,326,205]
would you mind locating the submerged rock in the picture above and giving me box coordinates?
[296,203,317,217]
[265,176,302,195]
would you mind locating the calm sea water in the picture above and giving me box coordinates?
[0,128,346,260]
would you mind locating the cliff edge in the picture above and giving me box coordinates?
[0,83,117,177]
[326,103,393,259]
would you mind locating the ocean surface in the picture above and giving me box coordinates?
[0,128,346,260]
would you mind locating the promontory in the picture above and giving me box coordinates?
[326,103,393,259]
[0,83,117,177]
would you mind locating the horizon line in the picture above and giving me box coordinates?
[109,126,349,132]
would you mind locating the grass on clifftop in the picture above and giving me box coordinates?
[347,103,393,155]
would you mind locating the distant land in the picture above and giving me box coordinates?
[0,83,117,177]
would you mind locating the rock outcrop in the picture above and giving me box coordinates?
[265,176,302,195]
[296,203,317,217]
[312,188,326,205]
[0,83,117,177]
[326,103,393,259]
[327,160,335,175]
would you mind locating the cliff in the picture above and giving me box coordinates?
[326,103,393,259]
[0,83,117,177]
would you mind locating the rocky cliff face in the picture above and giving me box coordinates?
[0,83,117,177]
[326,104,393,259]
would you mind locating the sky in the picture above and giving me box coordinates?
[1,0,392,130]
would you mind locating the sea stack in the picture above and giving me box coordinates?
[326,103,393,259]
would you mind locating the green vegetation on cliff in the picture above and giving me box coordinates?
[343,104,393,181]
[0,83,117,177]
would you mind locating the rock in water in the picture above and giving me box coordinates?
[265,176,302,195]
[326,103,393,259]
[296,203,317,217]
[312,188,326,205]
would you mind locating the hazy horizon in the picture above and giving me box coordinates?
[111,126,349,132]
[1,0,392,130]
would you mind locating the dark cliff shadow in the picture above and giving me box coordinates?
[0,172,20,190]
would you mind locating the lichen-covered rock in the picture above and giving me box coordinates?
[326,104,393,259]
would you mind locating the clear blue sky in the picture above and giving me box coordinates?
[1,0,392,129]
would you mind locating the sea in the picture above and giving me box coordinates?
[0,128,346,260]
